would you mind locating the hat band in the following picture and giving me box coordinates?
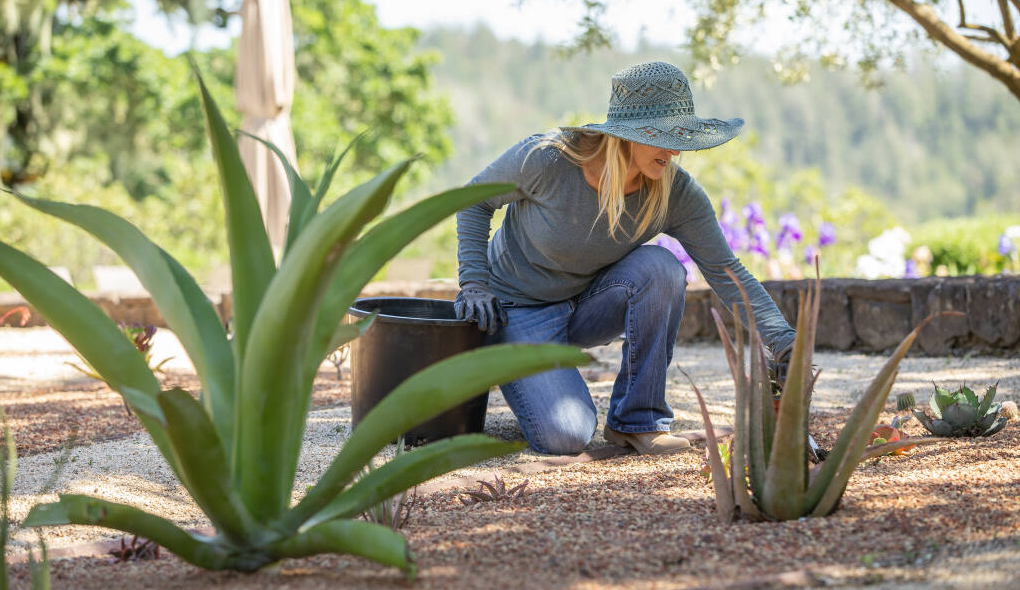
[607,102,695,120]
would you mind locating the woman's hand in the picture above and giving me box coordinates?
[454,282,508,335]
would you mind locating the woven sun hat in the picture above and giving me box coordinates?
[563,61,743,151]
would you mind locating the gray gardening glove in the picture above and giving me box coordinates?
[454,281,507,335]
[768,343,794,394]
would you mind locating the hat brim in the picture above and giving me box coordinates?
[561,117,743,152]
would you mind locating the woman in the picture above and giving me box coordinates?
[455,61,795,456]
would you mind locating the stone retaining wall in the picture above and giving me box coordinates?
[2,277,1018,355]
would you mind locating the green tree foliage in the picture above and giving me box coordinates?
[564,1,1020,102]
[1,0,452,287]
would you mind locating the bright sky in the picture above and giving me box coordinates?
[129,0,701,55]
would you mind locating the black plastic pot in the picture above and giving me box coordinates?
[348,297,488,446]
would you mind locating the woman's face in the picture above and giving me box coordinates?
[628,142,680,181]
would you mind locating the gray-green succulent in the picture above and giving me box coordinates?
[0,70,589,576]
[913,384,1009,438]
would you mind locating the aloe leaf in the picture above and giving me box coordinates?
[237,131,314,256]
[271,519,413,576]
[237,160,412,520]
[24,495,232,570]
[805,313,948,511]
[859,437,947,461]
[307,182,515,378]
[194,68,275,364]
[302,435,524,530]
[285,344,590,531]
[683,371,736,523]
[0,242,179,470]
[977,384,998,417]
[809,367,898,517]
[722,315,758,518]
[761,283,816,519]
[157,389,261,545]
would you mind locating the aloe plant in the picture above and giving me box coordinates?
[688,268,952,523]
[913,384,1008,437]
[0,71,589,575]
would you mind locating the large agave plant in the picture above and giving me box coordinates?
[913,384,1008,437]
[690,269,950,522]
[1,72,588,574]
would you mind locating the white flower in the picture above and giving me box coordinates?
[1005,225,1020,241]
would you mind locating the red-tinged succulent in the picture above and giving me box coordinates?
[459,475,529,505]
[0,306,30,326]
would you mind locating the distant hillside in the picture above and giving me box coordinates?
[413,25,1020,222]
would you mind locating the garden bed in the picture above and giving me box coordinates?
[2,328,1019,589]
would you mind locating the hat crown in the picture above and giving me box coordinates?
[607,61,695,121]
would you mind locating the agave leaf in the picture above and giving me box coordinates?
[194,68,276,364]
[311,132,367,221]
[961,385,979,408]
[302,435,524,530]
[237,131,314,257]
[859,437,947,461]
[284,344,590,531]
[983,417,1009,437]
[682,370,736,524]
[0,241,179,473]
[932,387,955,417]
[943,403,978,429]
[24,495,232,570]
[978,407,1001,432]
[307,182,515,379]
[977,384,998,417]
[237,160,412,520]
[930,419,955,437]
[804,313,949,512]
[157,389,261,546]
[272,519,413,576]
[913,410,935,433]
[326,313,376,355]
[4,193,236,446]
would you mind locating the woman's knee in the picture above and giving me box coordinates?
[636,245,686,297]
[529,402,597,455]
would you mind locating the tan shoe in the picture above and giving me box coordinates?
[604,425,691,455]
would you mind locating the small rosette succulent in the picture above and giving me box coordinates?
[913,384,1008,438]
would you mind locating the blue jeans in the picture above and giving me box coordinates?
[493,245,687,454]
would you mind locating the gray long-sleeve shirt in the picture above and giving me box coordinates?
[456,134,796,352]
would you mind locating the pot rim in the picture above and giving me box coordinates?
[349,296,474,327]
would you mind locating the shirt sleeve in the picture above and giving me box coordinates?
[456,135,552,287]
[664,170,797,353]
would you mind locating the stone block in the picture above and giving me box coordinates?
[910,278,972,355]
[967,279,1020,347]
[817,284,855,351]
[677,294,705,341]
[849,280,913,351]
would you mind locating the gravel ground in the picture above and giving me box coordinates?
[1,326,1019,589]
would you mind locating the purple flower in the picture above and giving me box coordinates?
[818,222,836,247]
[743,202,766,232]
[999,234,1016,256]
[776,213,803,251]
[904,259,920,279]
[804,244,819,265]
[653,236,697,281]
[749,227,771,257]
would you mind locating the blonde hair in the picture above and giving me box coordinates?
[530,131,674,240]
